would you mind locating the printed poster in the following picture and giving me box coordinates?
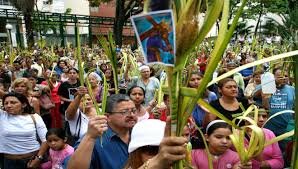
[131,10,175,66]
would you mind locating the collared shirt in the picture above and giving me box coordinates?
[90,127,129,169]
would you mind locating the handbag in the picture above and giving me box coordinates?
[39,93,55,110]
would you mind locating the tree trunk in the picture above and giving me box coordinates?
[113,0,125,46]
[254,6,263,37]
[24,13,34,48]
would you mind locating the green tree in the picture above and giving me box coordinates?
[9,0,35,48]
[263,5,298,48]
[230,0,289,36]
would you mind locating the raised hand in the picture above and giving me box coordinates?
[86,115,108,139]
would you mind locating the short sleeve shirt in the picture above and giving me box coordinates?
[128,77,160,106]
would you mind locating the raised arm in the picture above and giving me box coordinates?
[65,86,88,120]
[67,115,108,169]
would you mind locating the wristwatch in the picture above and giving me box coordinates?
[35,155,44,161]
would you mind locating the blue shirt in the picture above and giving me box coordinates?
[192,92,217,127]
[265,85,295,136]
[90,127,129,169]
[240,67,254,77]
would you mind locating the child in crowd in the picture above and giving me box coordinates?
[192,120,252,169]
[41,128,74,169]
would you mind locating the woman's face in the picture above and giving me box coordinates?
[50,73,58,81]
[100,64,107,71]
[28,77,37,88]
[68,70,78,81]
[14,82,28,95]
[188,74,202,88]
[105,69,112,78]
[79,95,93,110]
[219,81,238,98]
[140,68,151,79]
[88,75,98,87]
[59,61,66,68]
[4,96,23,115]
[206,127,232,155]
[63,66,69,73]
[130,87,144,105]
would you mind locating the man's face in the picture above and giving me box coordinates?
[274,69,286,88]
[107,100,137,129]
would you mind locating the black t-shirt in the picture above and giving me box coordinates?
[209,98,250,122]
[58,80,80,113]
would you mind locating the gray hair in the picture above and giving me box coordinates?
[106,94,131,113]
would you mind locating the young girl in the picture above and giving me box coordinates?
[42,128,74,169]
[192,120,252,169]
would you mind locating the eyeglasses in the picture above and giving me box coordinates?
[110,108,137,116]
[139,146,159,156]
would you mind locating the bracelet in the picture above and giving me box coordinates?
[35,155,44,161]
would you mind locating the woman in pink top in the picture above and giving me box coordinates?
[250,108,284,169]
[192,120,252,169]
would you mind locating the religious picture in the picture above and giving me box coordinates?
[131,10,175,66]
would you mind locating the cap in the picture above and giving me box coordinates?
[128,119,166,153]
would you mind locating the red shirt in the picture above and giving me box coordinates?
[41,81,61,103]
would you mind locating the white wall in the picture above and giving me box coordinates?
[64,0,89,15]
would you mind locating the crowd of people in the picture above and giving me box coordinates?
[0,45,294,169]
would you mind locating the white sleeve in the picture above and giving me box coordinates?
[33,113,48,142]
[0,109,6,119]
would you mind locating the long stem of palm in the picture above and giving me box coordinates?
[291,55,298,168]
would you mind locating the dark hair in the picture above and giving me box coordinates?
[29,68,38,74]
[106,94,131,113]
[127,86,146,96]
[187,70,203,87]
[2,92,33,114]
[217,78,236,89]
[68,68,79,73]
[46,128,66,140]
[206,121,232,135]
[191,121,232,149]
[57,60,67,68]
[217,68,228,77]
[273,67,281,75]
[23,72,37,79]
[127,86,145,104]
